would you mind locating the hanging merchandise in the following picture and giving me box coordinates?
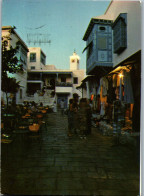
[100,86,107,103]
[130,104,134,118]
[91,94,94,101]
[100,102,105,116]
[100,77,108,97]
[123,70,134,103]
[113,74,117,87]
[97,86,101,95]
[117,74,120,87]
[115,87,119,100]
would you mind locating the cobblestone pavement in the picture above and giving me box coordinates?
[1,111,140,195]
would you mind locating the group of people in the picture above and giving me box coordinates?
[67,93,92,139]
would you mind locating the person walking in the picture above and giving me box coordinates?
[72,93,79,134]
[67,99,74,137]
[60,99,65,115]
[53,101,57,113]
[87,99,92,135]
[78,98,88,139]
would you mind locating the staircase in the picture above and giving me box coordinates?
[26,90,55,107]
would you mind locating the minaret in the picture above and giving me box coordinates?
[70,50,80,70]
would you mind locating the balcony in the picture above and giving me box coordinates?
[55,86,72,94]
[27,76,42,81]
[55,81,73,87]
[55,81,73,94]
[55,81,72,94]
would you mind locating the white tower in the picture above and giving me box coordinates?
[70,50,80,70]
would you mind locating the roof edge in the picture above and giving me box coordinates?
[2,26,29,52]
[83,18,113,41]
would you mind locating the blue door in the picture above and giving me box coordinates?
[57,95,68,109]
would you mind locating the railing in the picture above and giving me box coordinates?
[27,77,42,81]
[26,92,35,97]
[55,81,73,87]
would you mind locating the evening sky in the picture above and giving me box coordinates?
[2,0,111,70]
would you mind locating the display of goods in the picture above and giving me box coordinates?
[28,109,32,114]
[22,113,31,118]
[41,110,47,114]
[1,134,12,143]
[29,123,40,132]
[1,138,12,144]
[38,107,43,110]
[36,114,43,118]
[25,113,31,117]
[19,126,27,129]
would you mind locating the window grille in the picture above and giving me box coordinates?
[112,13,127,54]
[98,37,107,50]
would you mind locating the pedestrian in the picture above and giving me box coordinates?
[67,99,74,137]
[78,98,88,139]
[53,101,57,113]
[30,101,37,112]
[60,99,65,115]
[72,93,79,134]
[87,99,92,134]
[40,102,43,107]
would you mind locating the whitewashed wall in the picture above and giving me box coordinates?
[2,28,28,104]
[103,1,141,67]
[27,47,46,70]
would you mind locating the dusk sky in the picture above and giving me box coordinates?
[2,0,111,70]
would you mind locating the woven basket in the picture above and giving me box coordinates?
[29,123,40,132]
[41,110,47,114]
[36,114,43,119]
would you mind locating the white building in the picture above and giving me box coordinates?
[1,27,85,107]
[70,51,80,70]
[95,0,141,68]
[102,1,141,136]
[1,26,29,104]
[27,47,46,70]
[27,49,85,107]
[82,0,141,106]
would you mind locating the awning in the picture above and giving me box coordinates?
[107,65,132,76]
[82,75,95,82]
[107,50,141,76]
[76,82,86,89]
[82,41,93,53]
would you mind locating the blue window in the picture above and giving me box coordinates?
[112,13,127,54]
[98,37,107,50]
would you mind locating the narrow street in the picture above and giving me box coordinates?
[1,111,139,196]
